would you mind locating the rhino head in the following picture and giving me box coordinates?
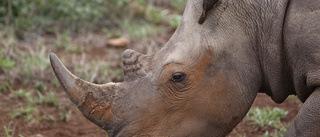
[51,0,292,136]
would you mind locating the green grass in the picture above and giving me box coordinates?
[1,0,184,131]
[0,0,183,86]
[10,106,37,122]
[247,107,288,127]
[59,110,72,122]
[261,123,289,137]
[0,82,11,92]
[286,95,297,100]
[10,89,33,100]
[10,105,57,123]
[3,120,14,137]
[166,14,183,29]
[55,30,82,53]
[0,51,15,71]
[8,82,61,123]
[247,107,289,137]
[36,114,55,123]
[12,89,60,107]
[59,104,72,122]
[34,81,48,92]
[20,44,50,79]
[33,91,60,107]
[1,0,183,36]
[10,88,60,107]
[168,0,187,14]
[121,19,166,40]
[75,60,123,84]
[0,34,50,84]
[0,0,130,33]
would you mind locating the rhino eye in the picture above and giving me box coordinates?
[171,72,185,82]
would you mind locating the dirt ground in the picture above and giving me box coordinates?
[0,32,302,137]
[0,89,302,137]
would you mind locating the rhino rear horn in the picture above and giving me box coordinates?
[49,53,119,127]
[122,49,152,81]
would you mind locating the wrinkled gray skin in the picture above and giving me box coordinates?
[50,0,320,136]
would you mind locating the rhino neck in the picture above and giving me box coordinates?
[243,0,295,103]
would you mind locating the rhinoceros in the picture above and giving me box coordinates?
[50,0,320,136]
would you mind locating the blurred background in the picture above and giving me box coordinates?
[0,0,301,137]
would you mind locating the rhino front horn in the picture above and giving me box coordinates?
[49,53,120,129]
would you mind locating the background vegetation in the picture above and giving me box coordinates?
[0,0,186,136]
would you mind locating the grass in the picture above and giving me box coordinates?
[247,107,288,127]
[0,0,182,36]
[0,0,183,85]
[1,0,128,33]
[0,0,182,135]
[10,106,37,122]
[261,122,289,137]
[36,114,55,123]
[286,95,297,100]
[8,82,61,123]
[166,14,183,29]
[59,110,72,122]
[3,120,14,137]
[34,91,60,106]
[59,104,72,122]
[9,88,60,107]
[10,88,60,107]
[27,91,60,107]
[247,107,289,137]
[20,44,51,79]
[10,89,33,100]
[34,81,48,92]
[75,59,123,84]
[0,51,15,71]
[0,36,51,84]
[55,30,82,53]
[0,82,11,92]
[168,0,187,14]
[10,105,57,123]
[8,88,65,123]
[121,19,167,40]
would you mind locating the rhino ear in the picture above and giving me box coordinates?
[198,0,219,24]
[122,49,152,81]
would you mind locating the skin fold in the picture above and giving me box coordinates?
[50,0,320,136]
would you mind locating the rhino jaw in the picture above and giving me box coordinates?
[49,53,120,130]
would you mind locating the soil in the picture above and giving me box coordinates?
[0,33,302,137]
[0,89,302,137]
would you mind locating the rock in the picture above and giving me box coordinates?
[106,37,130,48]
